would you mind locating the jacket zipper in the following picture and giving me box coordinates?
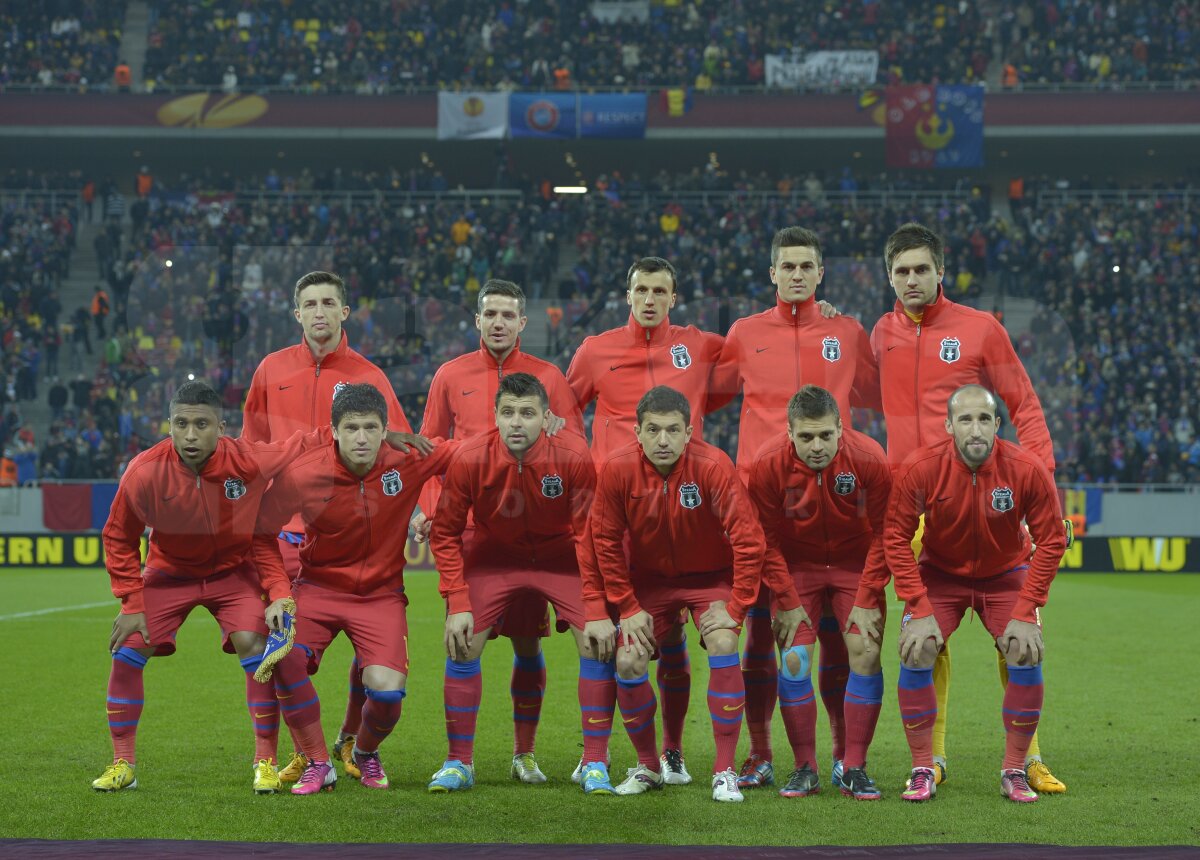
[793,303,801,390]
[359,478,370,592]
[913,323,923,448]
[518,460,536,565]
[662,474,676,575]
[310,362,322,431]
[970,471,979,577]
[196,472,219,565]
[817,471,831,566]
[645,327,657,387]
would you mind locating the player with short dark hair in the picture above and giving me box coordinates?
[884,385,1065,803]
[747,385,892,800]
[425,373,619,794]
[588,385,764,802]
[254,384,457,795]
[93,381,326,794]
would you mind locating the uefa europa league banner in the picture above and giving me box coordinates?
[436,92,509,140]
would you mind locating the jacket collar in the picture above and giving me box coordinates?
[774,295,821,325]
[479,337,523,370]
[892,286,950,326]
[494,426,547,466]
[299,330,350,367]
[625,313,670,346]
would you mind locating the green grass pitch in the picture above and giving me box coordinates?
[1,568,1197,847]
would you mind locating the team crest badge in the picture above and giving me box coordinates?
[332,381,350,401]
[541,474,564,498]
[821,336,842,362]
[224,477,247,500]
[679,482,702,509]
[991,487,1014,513]
[381,469,402,496]
[670,344,692,369]
[833,472,856,495]
[939,337,961,363]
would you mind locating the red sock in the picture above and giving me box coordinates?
[656,635,690,752]
[107,648,147,764]
[707,656,745,773]
[742,606,776,761]
[843,671,884,769]
[273,648,326,762]
[240,655,279,763]
[777,671,817,771]
[817,619,849,761]
[616,673,659,770]
[579,657,616,764]
[1001,664,1043,770]
[340,657,365,737]
[898,666,936,769]
[356,688,405,754]
[445,658,482,764]
[511,653,545,755]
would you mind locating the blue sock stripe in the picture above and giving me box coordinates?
[617,673,650,688]
[513,654,546,672]
[659,640,687,655]
[108,719,140,727]
[779,696,816,707]
[619,697,656,717]
[624,719,654,734]
[902,708,937,720]
[510,688,544,698]
[583,729,612,738]
[364,687,406,703]
[349,685,366,694]
[821,686,847,696]
[447,733,474,741]
[444,704,479,713]
[253,721,279,731]
[710,713,743,725]
[1002,708,1042,718]
[1006,665,1044,686]
[707,689,743,699]
[277,677,310,692]
[846,671,884,705]
[746,607,769,618]
[445,658,482,678]
[281,695,319,712]
[113,647,149,669]
[708,654,740,670]
[579,658,616,681]
[247,699,276,708]
[744,678,776,686]
[106,696,144,705]
[661,686,690,693]
[513,714,539,723]
[657,656,689,669]
[240,655,264,672]
[898,666,935,690]
[580,705,615,712]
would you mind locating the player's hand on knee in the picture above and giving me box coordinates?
[620,610,655,657]
[110,610,150,654]
[998,619,1043,666]
[845,605,883,649]
[897,614,942,667]
[444,612,475,661]
[585,619,617,662]
[698,600,737,637]
[411,512,432,544]
[771,606,810,651]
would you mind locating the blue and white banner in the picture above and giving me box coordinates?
[579,93,647,139]
[509,93,577,139]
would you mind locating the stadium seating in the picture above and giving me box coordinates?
[0,1,125,87]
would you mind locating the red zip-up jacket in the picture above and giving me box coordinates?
[243,332,413,534]
[430,427,599,617]
[254,437,456,596]
[883,437,1065,624]
[588,439,764,624]
[870,289,1054,472]
[711,297,881,468]
[748,428,892,610]
[566,315,722,464]
[103,429,328,614]
[418,339,585,518]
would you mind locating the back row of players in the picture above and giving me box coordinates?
[93,222,1067,805]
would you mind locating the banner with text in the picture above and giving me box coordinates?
[436,91,509,140]
[765,51,879,89]
[886,84,984,169]
[509,93,577,139]
[579,93,647,139]
[590,0,650,23]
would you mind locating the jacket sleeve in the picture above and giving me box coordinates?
[101,467,148,614]
[565,342,597,412]
[375,368,413,434]
[882,460,934,618]
[241,365,271,443]
[746,454,801,611]
[980,317,1055,473]
[710,458,766,624]
[547,370,586,436]
[567,456,606,620]
[241,426,332,479]
[705,326,742,414]
[416,370,454,518]
[850,322,883,411]
[428,453,474,614]
[592,462,638,618]
[853,453,894,606]
[1013,461,1066,623]
[252,472,299,591]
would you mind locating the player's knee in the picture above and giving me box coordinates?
[510,636,541,658]
[362,665,406,691]
[228,630,266,659]
[615,649,647,679]
[846,638,880,675]
[703,628,738,656]
[780,645,811,681]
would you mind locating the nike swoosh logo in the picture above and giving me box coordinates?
[587,717,611,725]
[662,672,687,681]
[322,496,335,502]
[1012,719,1038,727]
[461,389,476,396]
[888,345,901,351]
[277,694,292,700]
[629,493,646,500]
[162,494,177,502]
[905,721,928,729]
[756,347,769,353]
[609,364,628,372]
[279,385,293,390]
[721,703,744,712]
[623,716,640,724]
[936,496,952,502]
[517,702,540,710]
[254,712,274,718]
[106,709,124,715]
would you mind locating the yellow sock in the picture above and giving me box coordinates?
[997,652,1042,759]
[931,645,950,760]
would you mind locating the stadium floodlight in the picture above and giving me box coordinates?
[553,186,587,194]
[187,373,195,380]
[164,259,173,268]
[1112,265,1120,273]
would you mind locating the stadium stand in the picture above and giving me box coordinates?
[0,0,125,88]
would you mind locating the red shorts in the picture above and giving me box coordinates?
[917,563,1030,641]
[467,555,585,633]
[778,563,876,647]
[632,569,738,646]
[293,580,410,675]
[466,530,552,640]
[122,563,268,657]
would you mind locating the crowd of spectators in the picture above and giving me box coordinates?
[0,0,124,88]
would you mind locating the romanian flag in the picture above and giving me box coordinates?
[885,84,984,169]
[661,87,693,117]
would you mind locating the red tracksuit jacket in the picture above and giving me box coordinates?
[711,297,881,467]
[883,437,1065,624]
[103,429,327,614]
[870,289,1054,472]
[588,439,764,624]
[254,438,456,595]
[566,315,722,464]
[429,428,599,616]
[748,428,892,609]
[243,332,413,534]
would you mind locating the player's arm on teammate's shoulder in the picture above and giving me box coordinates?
[547,372,586,436]
[850,324,883,411]
[240,365,271,443]
[705,327,741,415]
[386,428,434,456]
[981,317,1055,472]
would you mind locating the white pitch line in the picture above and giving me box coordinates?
[0,601,111,621]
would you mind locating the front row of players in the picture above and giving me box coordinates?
[95,374,1063,803]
